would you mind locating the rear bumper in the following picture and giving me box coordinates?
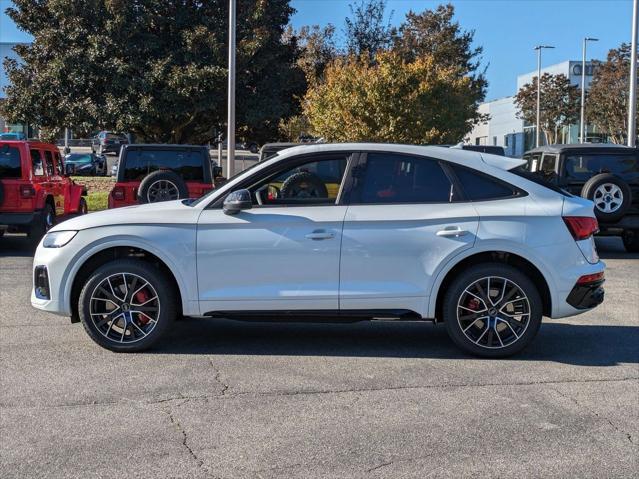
[0,210,42,227]
[566,279,605,310]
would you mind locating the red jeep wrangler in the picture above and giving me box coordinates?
[109,144,221,208]
[0,141,87,241]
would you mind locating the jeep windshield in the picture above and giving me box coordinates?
[0,144,22,178]
[122,149,206,181]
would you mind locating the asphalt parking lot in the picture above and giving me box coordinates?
[0,236,637,478]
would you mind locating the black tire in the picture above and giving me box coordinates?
[248,143,259,154]
[78,197,88,215]
[581,173,632,223]
[280,171,328,199]
[442,263,543,358]
[137,170,189,204]
[622,229,639,253]
[28,203,55,243]
[78,259,177,352]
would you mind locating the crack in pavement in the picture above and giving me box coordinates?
[552,387,635,446]
[160,405,208,472]
[366,461,393,473]
[2,376,637,411]
[210,358,229,396]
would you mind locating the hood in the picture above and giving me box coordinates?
[50,200,201,232]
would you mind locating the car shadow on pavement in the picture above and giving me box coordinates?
[153,318,638,367]
[0,234,36,258]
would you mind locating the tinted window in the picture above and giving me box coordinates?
[31,149,44,176]
[352,153,452,204]
[122,149,206,181]
[0,145,22,178]
[564,153,638,181]
[251,156,348,206]
[450,164,518,200]
[44,150,55,176]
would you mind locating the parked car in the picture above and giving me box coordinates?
[459,145,506,156]
[523,144,639,252]
[91,131,128,156]
[258,142,300,162]
[0,140,87,241]
[216,139,260,154]
[64,153,107,176]
[0,132,27,140]
[31,143,604,357]
[108,144,219,208]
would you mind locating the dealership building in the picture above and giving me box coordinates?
[465,60,598,157]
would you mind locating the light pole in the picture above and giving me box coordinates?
[534,45,554,148]
[580,37,598,144]
[227,0,236,176]
[628,0,638,147]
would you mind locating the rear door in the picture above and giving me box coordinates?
[0,143,24,210]
[339,152,479,316]
[43,149,64,216]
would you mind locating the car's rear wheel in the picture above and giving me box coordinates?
[78,197,88,215]
[28,203,55,243]
[78,259,177,352]
[622,229,639,253]
[443,263,543,358]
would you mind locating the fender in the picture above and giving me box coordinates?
[426,240,557,319]
[58,234,197,317]
[66,182,85,215]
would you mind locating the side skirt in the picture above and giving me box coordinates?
[203,309,432,323]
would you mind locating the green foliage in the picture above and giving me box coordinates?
[344,0,393,60]
[278,114,311,141]
[1,0,305,144]
[304,51,484,144]
[586,44,638,144]
[515,73,580,144]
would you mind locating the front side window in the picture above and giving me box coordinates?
[0,145,22,178]
[54,151,64,176]
[564,153,638,181]
[350,153,453,204]
[450,164,518,201]
[250,155,348,206]
[44,150,55,176]
[123,149,206,181]
[31,149,44,176]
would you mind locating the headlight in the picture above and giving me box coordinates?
[43,230,78,248]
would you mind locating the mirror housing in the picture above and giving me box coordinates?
[223,189,252,215]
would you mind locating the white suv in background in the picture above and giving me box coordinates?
[31,143,605,357]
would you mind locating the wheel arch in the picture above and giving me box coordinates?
[65,240,188,323]
[430,248,553,322]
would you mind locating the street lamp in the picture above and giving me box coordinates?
[227,0,236,177]
[534,45,555,148]
[628,0,638,147]
[580,37,598,144]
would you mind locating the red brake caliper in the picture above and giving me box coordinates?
[467,298,481,311]
[134,289,151,325]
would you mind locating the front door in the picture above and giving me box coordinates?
[340,152,479,316]
[196,153,353,314]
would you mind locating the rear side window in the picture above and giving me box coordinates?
[54,151,64,176]
[351,153,453,204]
[31,149,44,176]
[0,145,22,178]
[122,149,206,181]
[564,153,638,181]
[449,164,518,201]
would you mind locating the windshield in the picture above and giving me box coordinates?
[66,154,92,164]
[189,159,266,207]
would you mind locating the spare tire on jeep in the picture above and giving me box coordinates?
[137,170,189,204]
[580,173,632,223]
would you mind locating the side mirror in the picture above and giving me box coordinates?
[223,189,252,215]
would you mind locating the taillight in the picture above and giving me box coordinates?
[20,184,36,198]
[563,216,599,241]
[112,186,125,201]
[576,271,604,284]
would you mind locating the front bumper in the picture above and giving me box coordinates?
[566,279,605,310]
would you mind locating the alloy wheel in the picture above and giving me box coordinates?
[456,276,531,349]
[89,273,161,344]
[147,180,180,202]
[593,183,623,213]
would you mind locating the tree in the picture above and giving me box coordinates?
[303,51,484,144]
[586,44,638,144]
[344,0,393,61]
[286,24,337,85]
[1,0,305,144]
[515,73,580,144]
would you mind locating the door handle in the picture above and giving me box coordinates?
[305,230,335,240]
[436,227,468,237]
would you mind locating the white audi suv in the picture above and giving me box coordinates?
[31,143,605,357]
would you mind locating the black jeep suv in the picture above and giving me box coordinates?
[524,144,639,252]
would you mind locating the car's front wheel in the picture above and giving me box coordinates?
[78,259,177,352]
[442,263,543,358]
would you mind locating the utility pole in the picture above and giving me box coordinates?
[226,0,236,176]
[628,0,638,147]
[580,38,598,143]
[534,45,554,148]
